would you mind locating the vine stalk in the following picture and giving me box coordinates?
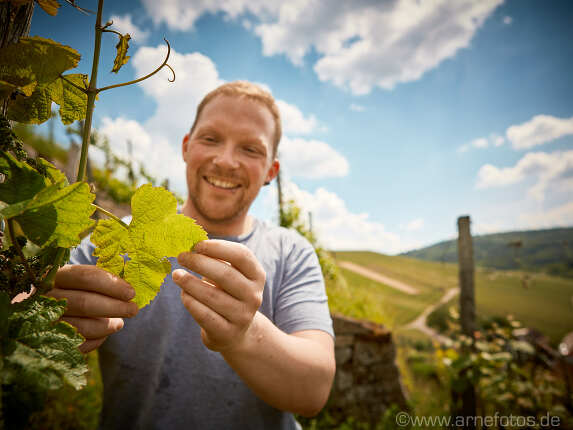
[40,0,105,291]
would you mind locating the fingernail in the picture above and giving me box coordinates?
[172,269,184,282]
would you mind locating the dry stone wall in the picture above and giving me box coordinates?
[328,313,408,424]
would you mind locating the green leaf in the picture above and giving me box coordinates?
[6,82,54,124]
[92,184,208,307]
[0,150,46,203]
[111,33,131,73]
[0,152,96,247]
[91,219,128,276]
[58,73,88,125]
[0,36,80,99]
[2,295,87,391]
[7,182,96,247]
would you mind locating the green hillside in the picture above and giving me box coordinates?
[331,251,573,345]
[401,227,573,278]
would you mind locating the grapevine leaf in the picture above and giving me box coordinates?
[0,152,96,246]
[2,294,87,390]
[4,182,96,247]
[6,81,54,124]
[91,219,128,276]
[92,184,208,307]
[58,73,88,125]
[111,33,131,73]
[37,0,60,16]
[37,157,69,187]
[0,36,80,98]
[0,151,45,203]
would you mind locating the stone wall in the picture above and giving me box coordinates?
[328,313,408,424]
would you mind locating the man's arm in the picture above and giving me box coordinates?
[173,239,335,416]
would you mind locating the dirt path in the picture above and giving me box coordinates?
[338,261,420,295]
[404,287,459,344]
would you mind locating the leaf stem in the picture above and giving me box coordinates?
[97,38,175,92]
[92,204,129,228]
[6,218,35,283]
[76,0,104,183]
[102,28,122,37]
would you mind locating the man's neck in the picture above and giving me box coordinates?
[181,200,253,237]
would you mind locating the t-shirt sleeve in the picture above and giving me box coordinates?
[273,232,334,338]
[69,235,97,266]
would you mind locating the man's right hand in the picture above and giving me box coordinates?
[49,265,139,353]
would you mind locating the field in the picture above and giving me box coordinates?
[329,251,573,345]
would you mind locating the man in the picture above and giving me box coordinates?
[50,81,336,429]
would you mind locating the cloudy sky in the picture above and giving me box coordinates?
[31,0,573,254]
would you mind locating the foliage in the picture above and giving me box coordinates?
[0,0,179,427]
[403,227,573,278]
[0,292,87,429]
[92,185,207,307]
[280,198,340,282]
[336,250,573,345]
[436,310,573,428]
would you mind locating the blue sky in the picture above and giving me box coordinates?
[31,0,573,254]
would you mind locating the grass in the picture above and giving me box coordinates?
[333,251,573,345]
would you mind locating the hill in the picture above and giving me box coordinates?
[402,227,573,277]
[330,251,573,345]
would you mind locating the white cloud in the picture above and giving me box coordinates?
[276,99,319,135]
[279,137,349,179]
[109,14,150,43]
[255,0,503,94]
[350,103,365,112]
[519,201,573,229]
[506,114,573,150]
[279,182,421,254]
[140,0,502,95]
[503,16,513,25]
[97,117,187,191]
[131,44,224,152]
[400,218,424,232]
[476,150,573,201]
[458,134,505,152]
[140,0,279,31]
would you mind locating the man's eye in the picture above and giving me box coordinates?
[244,146,262,156]
[202,136,216,143]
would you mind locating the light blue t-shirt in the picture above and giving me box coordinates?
[70,217,334,430]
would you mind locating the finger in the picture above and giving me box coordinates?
[79,337,107,354]
[177,253,251,301]
[48,288,139,318]
[191,240,264,282]
[55,264,135,301]
[61,316,124,339]
[180,289,231,336]
[173,269,245,324]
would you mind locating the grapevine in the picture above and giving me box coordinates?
[0,1,206,428]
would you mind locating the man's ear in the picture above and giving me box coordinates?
[182,133,190,162]
[264,159,280,185]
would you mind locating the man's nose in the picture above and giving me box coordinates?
[212,145,239,169]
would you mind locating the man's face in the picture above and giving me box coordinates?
[182,95,279,226]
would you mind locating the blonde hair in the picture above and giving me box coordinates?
[189,81,282,158]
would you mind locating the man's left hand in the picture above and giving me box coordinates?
[173,240,265,352]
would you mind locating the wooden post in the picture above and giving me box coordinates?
[458,216,476,337]
[455,215,476,426]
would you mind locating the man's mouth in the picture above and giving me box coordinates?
[204,176,241,190]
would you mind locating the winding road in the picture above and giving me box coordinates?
[338,260,458,344]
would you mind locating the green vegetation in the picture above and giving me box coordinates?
[402,227,573,278]
[335,250,573,345]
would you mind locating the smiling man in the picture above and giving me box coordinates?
[51,81,336,429]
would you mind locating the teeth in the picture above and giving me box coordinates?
[206,176,239,189]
